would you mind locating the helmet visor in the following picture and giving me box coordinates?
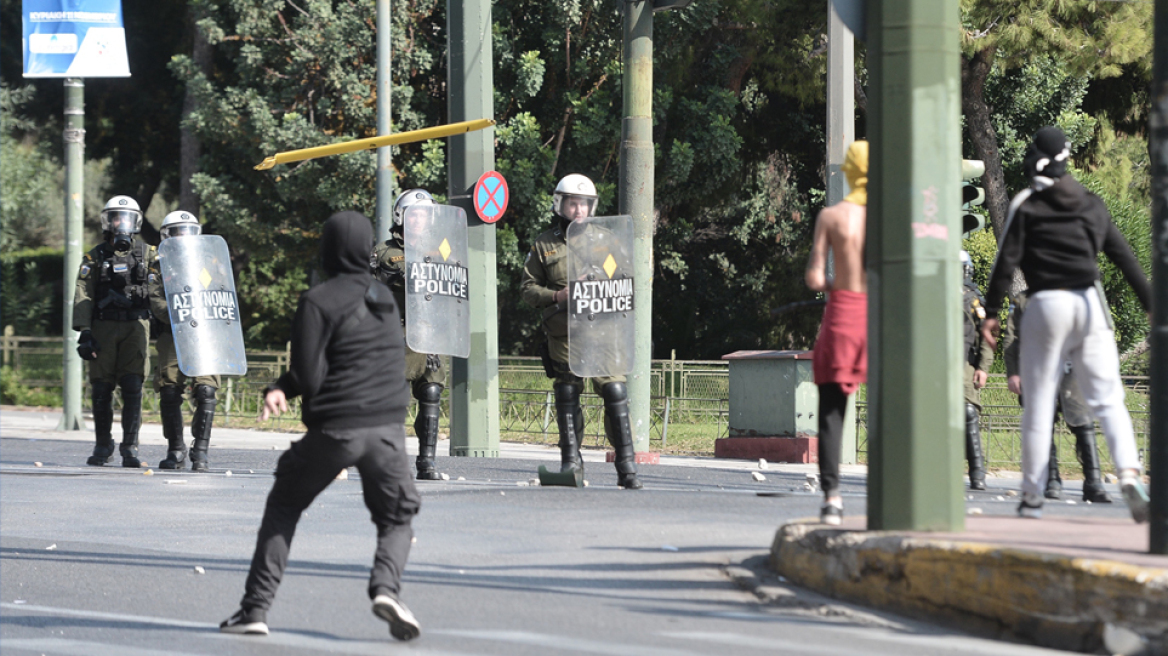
[556,194,597,220]
[103,209,141,235]
[162,223,201,239]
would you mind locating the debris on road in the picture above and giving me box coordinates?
[194,566,205,575]
[752,472,767,482]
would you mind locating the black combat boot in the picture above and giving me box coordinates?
[601,382,642,490]
[1044,438,1063,499]
[413,383,443,480]
[554,382,584,476]
[158,385,187,469]
[118,375,144,467]
[965,403,986,490]
[1072,424,1113,503]
[189,384,217,472]
[87,381,116,466]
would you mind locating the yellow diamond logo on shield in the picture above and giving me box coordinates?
[439,238,451,262]
[603,254,617,279]
[198,268,213,289]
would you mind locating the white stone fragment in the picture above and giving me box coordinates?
[457,476,466,481]
[751,471,767,482]
[1066,500,1076,504]
[143,469,154,476]
[1103,623,1146,656]
[1104,473,1119,484]
[46,544,57,550]
[996,496,1005,501]
[528,478,540,486]
[500,491,505,496]
[758,458,769,470]
[516,481,529,487]
[13,600,26,604]
[440,473,450,481]
[249,470,254,474]
[411,537,417,544]
[967,508,983,515]
[662,545,680,552]
[225,471,233,477]
[194,566,205,575]
[583,480,590,487]
[335,469,349,480]
[1006,490,1018,497]
[34,462,42,468]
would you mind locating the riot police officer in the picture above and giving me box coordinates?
[961,250,993,490]
[520,174,642,490]
[149,211,221,471]
[371,189,446,480]
[74,196,155,467]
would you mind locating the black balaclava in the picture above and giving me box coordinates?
[321,211,375,277]
[1023,126,1070,181]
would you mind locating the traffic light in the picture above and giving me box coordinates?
[961,159,985,234]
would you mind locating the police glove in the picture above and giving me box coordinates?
[77,330,100,361]
[124,284,148,301]
[426,354,442,372]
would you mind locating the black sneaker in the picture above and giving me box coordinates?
[1017,493,1043,519]
[372,594,421,641]
[219,608,269,635]
[820,501,843,526]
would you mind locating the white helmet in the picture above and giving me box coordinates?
[100,195,143,235]
[392,189,436,230]
[553,174,598,220]
[160,210,202,239]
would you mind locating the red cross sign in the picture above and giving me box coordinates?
[473,171,509,223]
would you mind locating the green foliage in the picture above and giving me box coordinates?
[0,248,63,335]
[0,366,60,407]
[1,85,61,251]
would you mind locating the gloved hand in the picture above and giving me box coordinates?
[124,284,148,301]
[425,354,441,372]
[77,330,100,361]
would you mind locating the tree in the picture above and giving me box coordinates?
[960,0,1152,239]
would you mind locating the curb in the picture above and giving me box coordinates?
[769,522,1168,654]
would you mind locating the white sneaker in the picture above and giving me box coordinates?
[820,499,843,526]
[372,594,421,641]
[1120,475,1150,524]
[219,608,269,635]
[1017,493,1043,519]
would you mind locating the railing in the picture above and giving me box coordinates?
[2,333,1151,468]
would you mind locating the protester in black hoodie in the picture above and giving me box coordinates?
[220,211,422,641]
[982,126,1151,524]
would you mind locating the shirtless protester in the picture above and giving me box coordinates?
[804,140,868,526]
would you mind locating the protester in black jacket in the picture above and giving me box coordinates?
[982,126,1150,524]
[220,211,422,641]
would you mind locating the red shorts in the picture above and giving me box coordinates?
[812,289,868,394]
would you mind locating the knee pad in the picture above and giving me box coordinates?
[159,385,184,408]
[119,375,144,399]
[601,382,628,404]
[415,383,443,404]
[554,382,581,405]
[91,380,115,405]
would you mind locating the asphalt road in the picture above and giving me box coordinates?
[0,435,1098,655]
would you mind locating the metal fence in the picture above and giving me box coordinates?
[2,333,1151,466]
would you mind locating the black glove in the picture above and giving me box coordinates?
[125,284,148,301]
[77,330,99,361]
[425,354,442,372]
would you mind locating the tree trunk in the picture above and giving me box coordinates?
[960,46,1008,240]
[180,6,211,216]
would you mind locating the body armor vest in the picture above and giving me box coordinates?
[96,240,151,319]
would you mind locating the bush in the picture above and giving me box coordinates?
[0,366,61,407]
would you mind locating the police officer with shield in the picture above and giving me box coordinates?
[520,174,642,490]
[372,190,448,480]
[74,196,156,467]
[149,211,222,471]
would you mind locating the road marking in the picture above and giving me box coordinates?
[0,603,469,655]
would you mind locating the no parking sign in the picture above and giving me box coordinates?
[473,170,508,223]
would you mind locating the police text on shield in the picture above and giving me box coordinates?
[570,278,634,315]
[410,262,469,300]
[169,290,240,323]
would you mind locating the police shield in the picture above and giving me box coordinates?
[158,235,248,377]
[404,204,470,358]
[566,215,635,377]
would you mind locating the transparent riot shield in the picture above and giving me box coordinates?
[566,215,635,377]
[404,204,470,358]
[159,235,248,377]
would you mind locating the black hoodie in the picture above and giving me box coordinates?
[273,212,410,429]
[985,175,1151,314]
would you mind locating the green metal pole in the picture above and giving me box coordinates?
[866,0,964,531]
[446,0,499,457]
[375,0,394,243]
[58,79,85,432]
[619,0,653,453]
[1148,0,1168,554]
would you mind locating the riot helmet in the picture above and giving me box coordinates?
[392,189,436,234]
[160,211,202,239]
[101,196,143,252]
[553,174,598,222]
[959,250,974,284]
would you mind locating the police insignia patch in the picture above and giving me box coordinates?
[79,264,90,278]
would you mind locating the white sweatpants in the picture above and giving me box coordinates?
[1019,289,1142,498]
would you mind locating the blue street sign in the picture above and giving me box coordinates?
[23,0,130,78]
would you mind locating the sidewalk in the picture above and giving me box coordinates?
[770,515,1168,654]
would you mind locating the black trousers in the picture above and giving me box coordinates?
[241,424,421,611]
[817,383,848,496]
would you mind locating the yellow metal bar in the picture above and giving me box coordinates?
[254,118,495,171]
